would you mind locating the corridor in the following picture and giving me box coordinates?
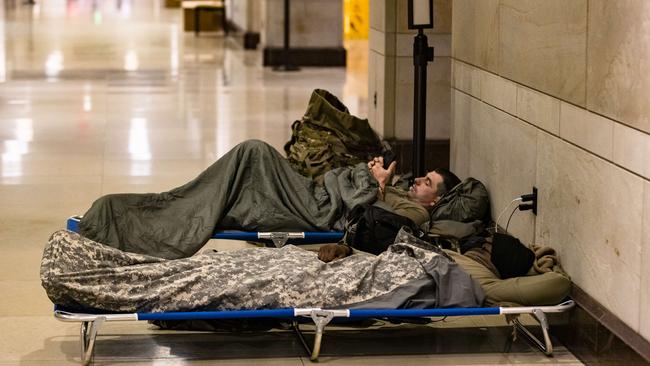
[0,1,583,364]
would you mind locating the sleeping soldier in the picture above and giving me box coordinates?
[318,156,460,262]
[74,139,571,309]
[78,139,461,261]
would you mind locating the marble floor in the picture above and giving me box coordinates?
[0,1,583,365]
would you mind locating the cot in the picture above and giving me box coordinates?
[56,216,575,365]
[65,216,344,248]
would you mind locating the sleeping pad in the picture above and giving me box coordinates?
[40,229,485,312]
[79,139,378,259]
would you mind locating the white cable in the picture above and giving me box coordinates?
[495,197,522,233]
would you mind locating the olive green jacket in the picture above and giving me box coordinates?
[430,178,490,223]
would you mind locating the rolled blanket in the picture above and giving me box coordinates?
[531,244,558,274]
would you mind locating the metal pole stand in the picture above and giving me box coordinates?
[274,0,300,72]
[411,29,434,177]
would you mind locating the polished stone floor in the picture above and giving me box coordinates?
[0,1,583,365]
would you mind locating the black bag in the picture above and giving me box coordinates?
[343,204,424,255]
[490,233,535,279]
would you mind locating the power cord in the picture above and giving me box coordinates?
[494,197,522,233]
[505,205,518,232]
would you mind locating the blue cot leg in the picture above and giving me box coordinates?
[80,317,105,366]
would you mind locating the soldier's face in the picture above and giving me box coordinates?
[408,171,443,206]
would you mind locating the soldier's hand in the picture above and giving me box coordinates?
[367,156,384,169]
[369,158,396,188]
[318,244,352,263]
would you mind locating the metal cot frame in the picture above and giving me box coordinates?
[66,216,345,248]
[58,216,575,365]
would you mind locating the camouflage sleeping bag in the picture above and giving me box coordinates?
[40,230,485,313]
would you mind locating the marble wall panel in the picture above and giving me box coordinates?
[560,102,613,160]
[374,54,396,138]
[368,50,379,135]
[612,124,650,180]
[499,0,587,106]
[369,29,386,55]
[641,181,650,340]
[516,86,560,135]
[369,0,394,33]
[226,0,247,31]
[452,60,481,98]
[480,71,516,116]
[450,89,472,179]
[264,0,342,48]
[370,28,397,57]
[377,55,394,138]
[468,101,537,244]
[249,0,262,32]
[587,0,650,134]
[451,0,499,72]
[394,57,451,140]
[535,132,643,330]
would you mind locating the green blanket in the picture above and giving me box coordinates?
[79,140,378,259]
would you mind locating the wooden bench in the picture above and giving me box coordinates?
[182,1,228,36]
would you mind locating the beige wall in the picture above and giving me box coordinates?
[368,0,452,140]
[451,0,650,341]
[262,0,343,48]
[225,0,261,33]
[225,0,246,30]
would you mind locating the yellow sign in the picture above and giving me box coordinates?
[344,0,369,40]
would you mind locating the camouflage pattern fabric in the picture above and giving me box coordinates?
[40,230,485,313]
[284,89,385,181]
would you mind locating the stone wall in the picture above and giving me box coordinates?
[263,0,343,48]
[225,0,247,31]
[260,0,345,66]
[451,0,650,342]
[368,0,452,140]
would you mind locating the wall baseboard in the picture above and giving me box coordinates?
[263,47,346,67]
[553,284,650,365]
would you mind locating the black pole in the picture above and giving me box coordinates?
[284,0,290,51]
[412,29,433,177]
[274,0,299,71]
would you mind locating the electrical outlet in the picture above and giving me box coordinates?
[519,186,537,215]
